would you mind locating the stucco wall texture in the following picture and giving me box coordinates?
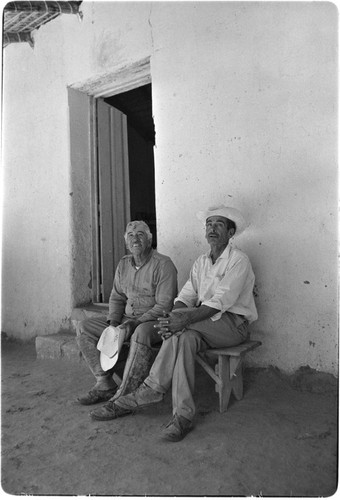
[2,2,338,375]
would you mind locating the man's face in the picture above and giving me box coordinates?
[205,216,234,247]
[126,224,151,257]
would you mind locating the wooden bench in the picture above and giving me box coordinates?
[112,340,261,413]
[196,340,262,413]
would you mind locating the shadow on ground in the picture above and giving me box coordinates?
[1,338,338,496]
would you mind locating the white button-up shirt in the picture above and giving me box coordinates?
[175,245,258,323]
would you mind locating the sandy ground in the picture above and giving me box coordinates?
[1,338,338,497]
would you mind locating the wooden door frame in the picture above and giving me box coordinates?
[97,100,131,302]
[68,57,151,304]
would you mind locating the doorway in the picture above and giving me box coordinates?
[103,83,156,245]
[68,57,153,307]
[96,84,156,302]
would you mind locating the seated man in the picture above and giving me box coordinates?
[90,206,258,443]
[77,220,178,405]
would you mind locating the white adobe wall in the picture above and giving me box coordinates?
[152,2,338,374]
[2,2,154,338]
[2,2,337,375]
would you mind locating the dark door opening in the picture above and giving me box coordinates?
[104,83,157,247]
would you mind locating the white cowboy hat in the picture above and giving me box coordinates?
[196,205,247,235]
[97,325,125,371]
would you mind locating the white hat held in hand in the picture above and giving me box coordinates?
[97,325,125,371]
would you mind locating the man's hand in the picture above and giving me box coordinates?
[165,310,191,332]
[155,305,220,340]
[119,319,141,341]
[156,309,191,340]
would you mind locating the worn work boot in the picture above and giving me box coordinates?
[77,386,117,405]
[90,383,163,420]
[112,340,157,401]
[161,414,193,442]
[114,382,163,410]
[90,401,132,421]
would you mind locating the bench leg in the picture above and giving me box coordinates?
[216,356,244,412]
[216,355,232,412]
[231,361,243,401]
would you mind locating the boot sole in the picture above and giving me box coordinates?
[78,397,114,406]
[116,397,163,411]
[90,409,133,421]
[162,425,193,442]
[77,392,117,405]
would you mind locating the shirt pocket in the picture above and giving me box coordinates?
[201,273,226,299]
[139,274,156,297]
[214,272,225,282]
[134,295,156,311]
[141,286,155,297]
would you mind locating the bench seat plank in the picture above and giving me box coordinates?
[113,339,262,413]
[205,340,262,358]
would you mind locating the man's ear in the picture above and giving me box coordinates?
[229,228,236,237]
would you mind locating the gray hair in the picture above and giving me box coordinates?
[124,220,153,244]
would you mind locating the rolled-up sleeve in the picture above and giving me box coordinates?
[138,260,178,322]
[202,255,250,313]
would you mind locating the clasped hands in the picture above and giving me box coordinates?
[110,311,192,341]
[155,309,191,340]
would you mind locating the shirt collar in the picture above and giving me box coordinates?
[206,244,232,262]
[129,248,154,268]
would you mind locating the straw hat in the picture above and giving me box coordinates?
[97,325,125,371]
[196,205,247,235]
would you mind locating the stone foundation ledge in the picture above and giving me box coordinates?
[35,333,82,362]
[36,304,109,361]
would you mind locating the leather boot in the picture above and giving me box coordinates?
[90,382,163,420]
[112,340,157,400]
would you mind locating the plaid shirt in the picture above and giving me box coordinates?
[107,250,178,323]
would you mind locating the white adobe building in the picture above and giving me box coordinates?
[2,1,338,375]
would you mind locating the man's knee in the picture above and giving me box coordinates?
[178,329,201,351]
[78,319,88,334]
[131,322,155,345]
[76,319,92,350]
[77,318,95,337]
[77,319,89,341]
[77,316,107,343]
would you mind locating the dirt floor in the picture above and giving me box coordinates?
[1,338,338,497]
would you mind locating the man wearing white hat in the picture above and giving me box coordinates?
[91,206,258,442]
[77,221,177,406]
